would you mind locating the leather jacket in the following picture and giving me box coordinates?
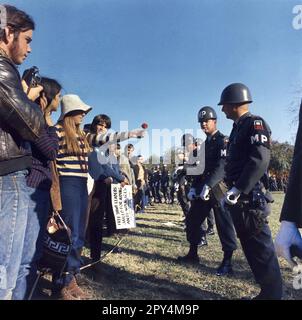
[0,53,45,175]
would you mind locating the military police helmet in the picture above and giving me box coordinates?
[218,83,253,105]
[198,106,217,123]
[181,133,195,147]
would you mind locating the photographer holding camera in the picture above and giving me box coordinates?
[12,77,62,300]
[0,5,45,300]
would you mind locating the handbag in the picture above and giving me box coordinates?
[38,211,72,275]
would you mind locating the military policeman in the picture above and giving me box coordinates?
[178,107,237,276]
[153,165,162,203]
[182,133,210,246]
[220,83,282,299]
[173,148,191,217]
[161,165,170,203]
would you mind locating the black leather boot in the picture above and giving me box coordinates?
[177,245,200,263]
[216,251,233,276]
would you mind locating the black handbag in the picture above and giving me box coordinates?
[38,211,72,275]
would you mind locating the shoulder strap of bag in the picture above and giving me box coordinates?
[50,160,62,212]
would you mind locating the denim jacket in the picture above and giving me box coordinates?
[88,147,125,183]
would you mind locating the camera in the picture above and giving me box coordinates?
[22,66,42,88]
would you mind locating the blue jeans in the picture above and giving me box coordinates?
[53,176,88,290]
[12,187,50,300]
[0,170,30,300]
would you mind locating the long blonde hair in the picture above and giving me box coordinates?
[62,116,91,155]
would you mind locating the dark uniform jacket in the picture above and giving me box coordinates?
[161,170,169,187]
[153,170,161,187]
[225,112,271,195]
[191,130,227,191]
[280,100,302,227]
[0,54,44,175]
[148,171,155,187]
[172,164,186,186]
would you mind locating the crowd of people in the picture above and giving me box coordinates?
[268,174,288,193]
[1,4,302,301]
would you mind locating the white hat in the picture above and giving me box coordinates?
[58,94,92,121]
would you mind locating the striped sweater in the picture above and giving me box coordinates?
[55,124,90,178]
[86,131,133,147]
[26,125,59,189]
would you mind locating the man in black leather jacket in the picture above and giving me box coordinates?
[0,5,44,300]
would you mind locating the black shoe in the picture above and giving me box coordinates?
[241,293,276,300]
[198,237,208,247]
[216,260,233,276]
[177,254,200,264]
[206,227,215,236]
[251,290,282,300]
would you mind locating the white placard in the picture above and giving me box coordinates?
[87,174,95,195]
[111,184,136,229]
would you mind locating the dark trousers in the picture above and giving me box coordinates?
[134,185,145,212]
[203,210,215,230]
[87,180,115,262]
[170,187,175,204]
[155,185,161,202]
[53,176,88,289]
[177,184,190,216]
[150,185,156,200]
[87,180,106,262]
[228,200,282,299]
[186,197,237,253]
[162,186,170,202]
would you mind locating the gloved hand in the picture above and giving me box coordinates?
[224,187,241,205]
[187,188,197,201]
[200,185,211,201]
[275,221,302,268]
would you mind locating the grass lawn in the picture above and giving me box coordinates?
[37,192,302,300]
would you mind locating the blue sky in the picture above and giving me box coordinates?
[7,0,302,158]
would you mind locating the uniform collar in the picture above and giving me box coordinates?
[235,112,251,125]
[206,130,219,142]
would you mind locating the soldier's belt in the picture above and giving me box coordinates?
[211,181,228,202]
[226,181,266,195]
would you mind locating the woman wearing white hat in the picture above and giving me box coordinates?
[52,94,92,300]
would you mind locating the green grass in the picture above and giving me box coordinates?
[38,192,302,300]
